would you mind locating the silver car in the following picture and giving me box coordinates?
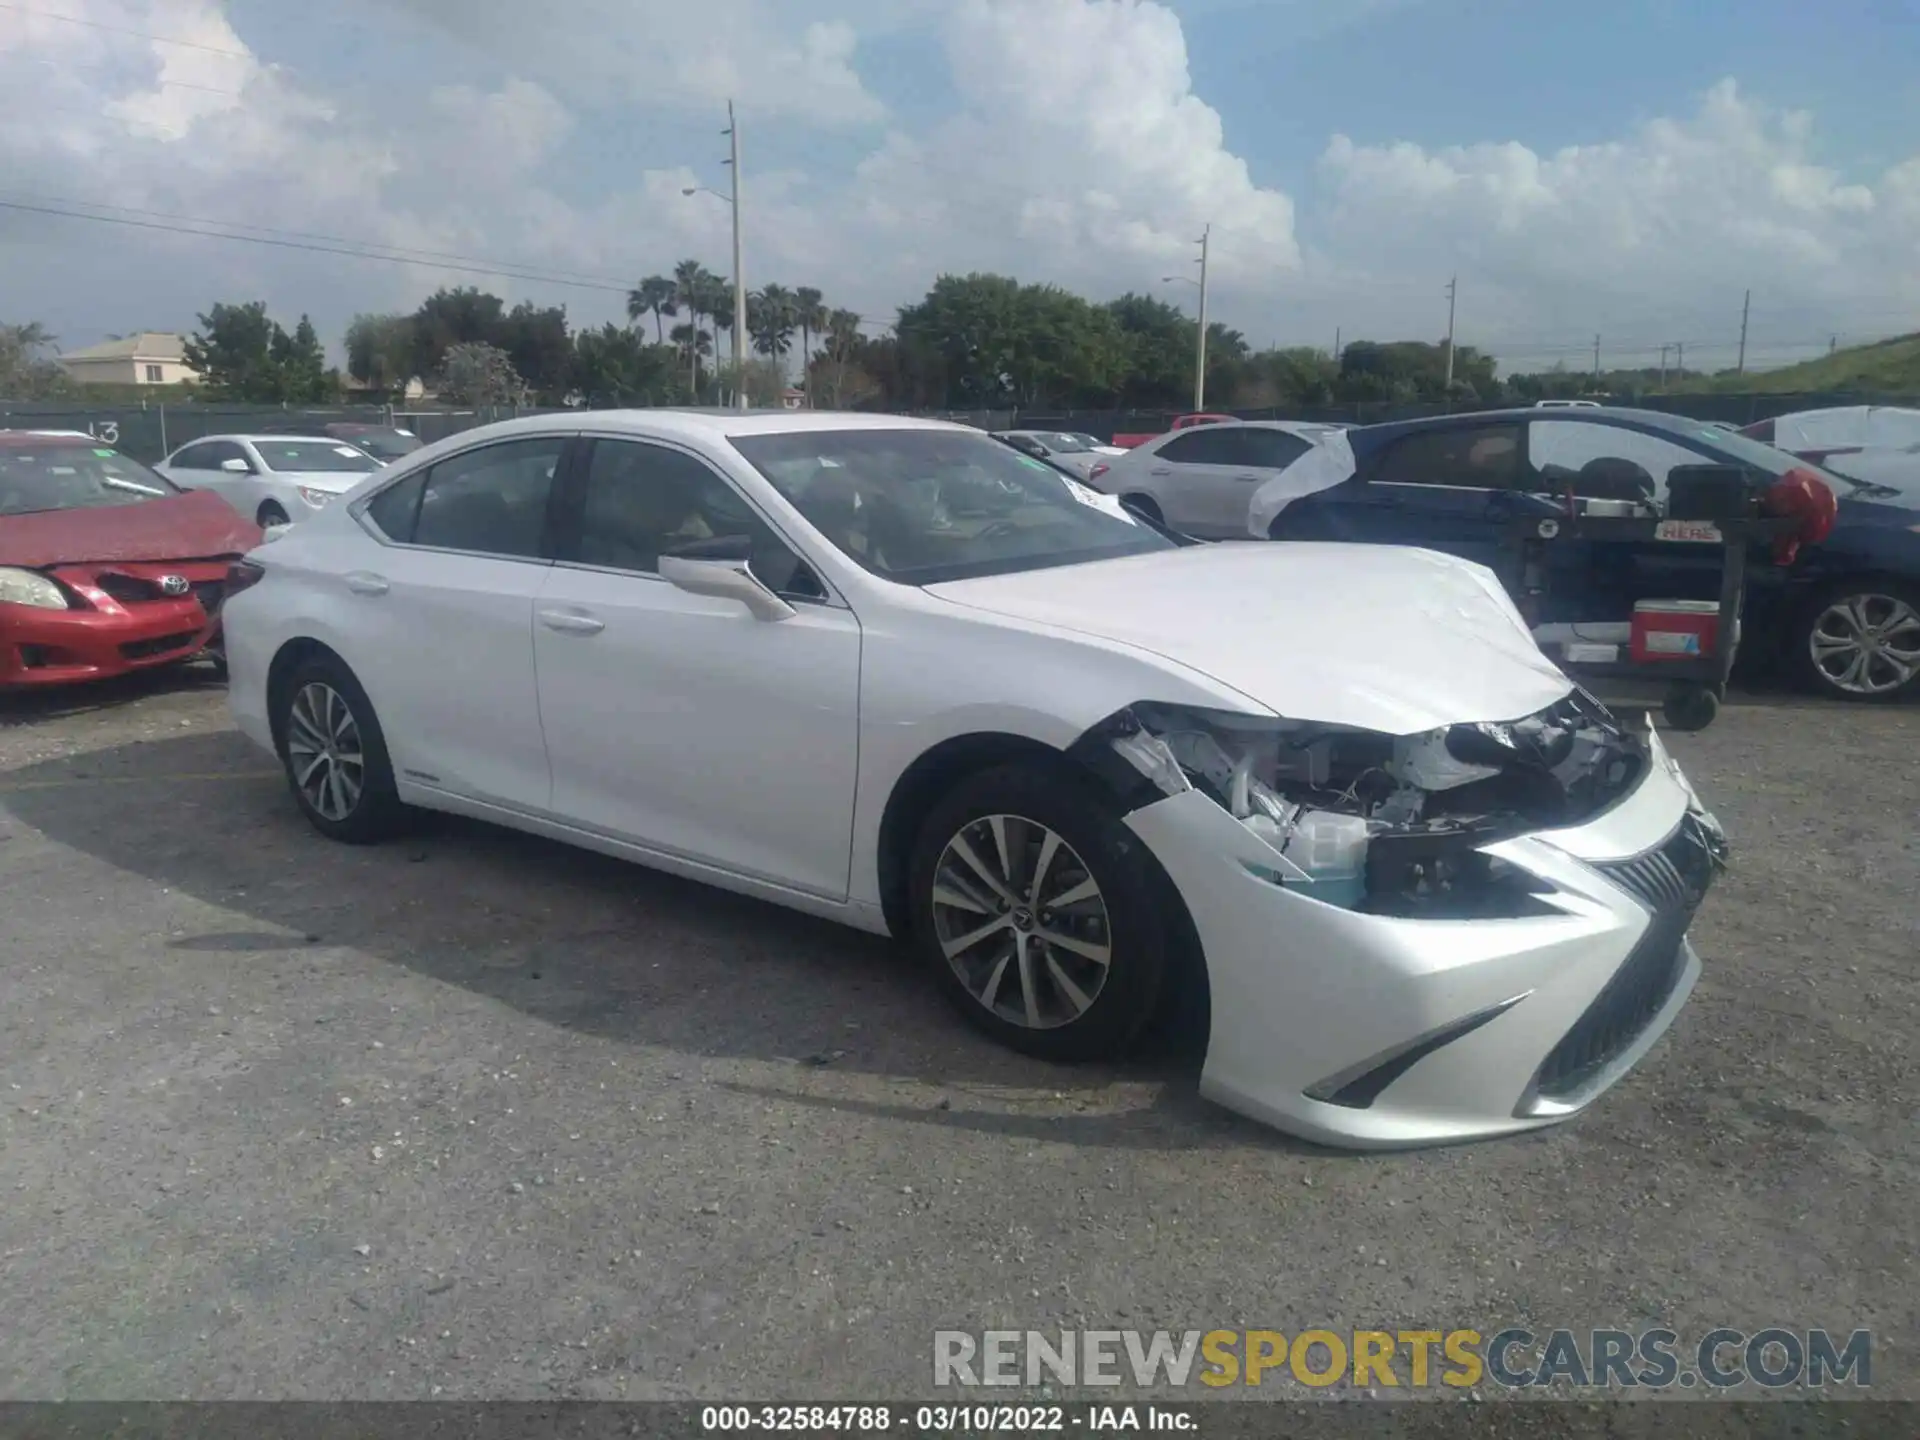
[992,430,1126,481]
[1085,420,1344,537]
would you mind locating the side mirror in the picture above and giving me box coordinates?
[220,458,252,474]
[657,535,797,622]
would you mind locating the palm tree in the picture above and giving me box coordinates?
[749,283,798,370]
[627,275,677,344]
[695,273,737,397]
[670,259,714,391]
[793,287,826,401]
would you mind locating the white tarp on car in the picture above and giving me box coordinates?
[1768,405,1920,454]
[1245,428,1358,536]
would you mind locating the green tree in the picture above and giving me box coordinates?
[792,286,827,397]
[807,309,876,409]
[344,313,414,392]
[435,342,526,406]
[498,301,573,402]
[669,260,720,393]
[270,314,334,403]
[409,287,508,381]
[0,321,72,399]
[748,282,798,368]
[626,275,678,344]
[571,324,684,406]
[186,301,334,401]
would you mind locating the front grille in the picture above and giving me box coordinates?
[1530,820,1718,1102]
[119,632,198,660]
[94,572,162,604]
[191,580,225,617]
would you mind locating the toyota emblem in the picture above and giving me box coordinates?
[158,574,191,596]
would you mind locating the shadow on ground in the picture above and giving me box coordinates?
[0,728,1284,1154]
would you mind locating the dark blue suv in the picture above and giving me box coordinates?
[1257,406,1920,702]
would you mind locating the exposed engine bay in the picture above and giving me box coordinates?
[1072,689,1651,917]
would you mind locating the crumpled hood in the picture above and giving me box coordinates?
[925,541,1575,734]
[0,490,262,568]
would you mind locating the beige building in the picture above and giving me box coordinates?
[57,333,201,387]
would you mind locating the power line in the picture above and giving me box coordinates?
[0,2,257,60]
[0,190,641,288]
[0,197,638,294]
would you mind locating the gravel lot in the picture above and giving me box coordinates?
[0,670,1913,1402]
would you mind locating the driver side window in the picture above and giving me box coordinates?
[1526,421,1706,506]
[573,439,823,599]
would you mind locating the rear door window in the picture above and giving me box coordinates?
[408,438,567,559]
[1157,428,1239,465]
[1371,424,1524,490]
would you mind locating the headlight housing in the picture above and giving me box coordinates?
[0,567,70,610]
[1076,694,1646,918]
[298,486,334,507]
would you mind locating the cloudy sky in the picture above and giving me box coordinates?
[3,0,1917,374]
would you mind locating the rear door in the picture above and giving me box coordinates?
[1330,420,1537,569]
[1144,426,1253,537]
[343,433,573,811]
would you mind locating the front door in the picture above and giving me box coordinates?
[532,435,862,899]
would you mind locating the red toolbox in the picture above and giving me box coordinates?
[1631,599,1721,662]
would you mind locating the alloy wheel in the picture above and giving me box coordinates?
[287,681,367,821]
[929,813,1112,1030]
[1808,593,1920,696]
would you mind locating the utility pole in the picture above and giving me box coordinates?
[723,101,748,410]
[1829,335,1838,356]
[1333,326,1341,363]
[1736,288,1750,374]
[1442,275,1458,389]
[1592,333,1601,379]
[1192,223,1211,411]
[1676,341,1684,378]
[1659,344,1670,388]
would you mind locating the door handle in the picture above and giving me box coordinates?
[343,572,389,596]
[538,608,605,636]
[1149,467,1172,477]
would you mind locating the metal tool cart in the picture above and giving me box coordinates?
[1499,465,1808,733]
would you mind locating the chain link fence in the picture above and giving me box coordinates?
[4,391,1913,461]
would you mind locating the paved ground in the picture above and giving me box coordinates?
[0,669,1913,1402]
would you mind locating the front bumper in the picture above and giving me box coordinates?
[0,562,229,690]
[1127,726,1717,1149]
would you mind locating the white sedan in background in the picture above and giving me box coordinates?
[992,430,1126,480]
[1083,419,1345,536]
[156,434,382,528]
[220,410,1725,1149]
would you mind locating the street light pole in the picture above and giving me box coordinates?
[1193,224,1211,412]
[1443,275,1458,390]
[724,101,748,410]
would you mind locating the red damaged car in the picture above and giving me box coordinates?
[0,432,262,689]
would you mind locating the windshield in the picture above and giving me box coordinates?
[254,439,382,473]
[1039,433,1094,453]
[0,444,179,515]
[342,429,423,461]
[1672,421,1862,490]
[730,428,1176,584]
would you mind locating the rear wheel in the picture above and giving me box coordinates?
[1790,579,1920,702]
[274,654,406,843]
[908,762,1173,1063]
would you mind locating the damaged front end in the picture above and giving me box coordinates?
[1070,689,1725,920]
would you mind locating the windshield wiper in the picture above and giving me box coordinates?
[103,477,166,496]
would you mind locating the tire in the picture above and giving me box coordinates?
[273,653,407,843]
[1788,578,1920,703]
[1662,684,1720,732]
[907,761,1174,1063]
[1120,494,1163,525]
[258,501,290,528]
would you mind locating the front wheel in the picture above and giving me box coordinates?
[274,654,407,843]
[1790,580,1920,702]
[908,762,1174,1063]
[257,501,290,528]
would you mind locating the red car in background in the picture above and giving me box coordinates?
[0,433,262,690]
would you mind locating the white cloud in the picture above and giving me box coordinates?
[385,0,888,127]
[3,2,1917,379]
[1311,80,1920,369]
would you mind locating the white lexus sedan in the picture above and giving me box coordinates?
[156,434,383,528]
[220,410,1727,1149]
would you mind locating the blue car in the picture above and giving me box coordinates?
[1249,406,1920,703]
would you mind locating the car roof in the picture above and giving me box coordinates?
[184,433,349,444]
[1349,405,1716,440]
[0,430,100,448]
[433,409,979,446]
